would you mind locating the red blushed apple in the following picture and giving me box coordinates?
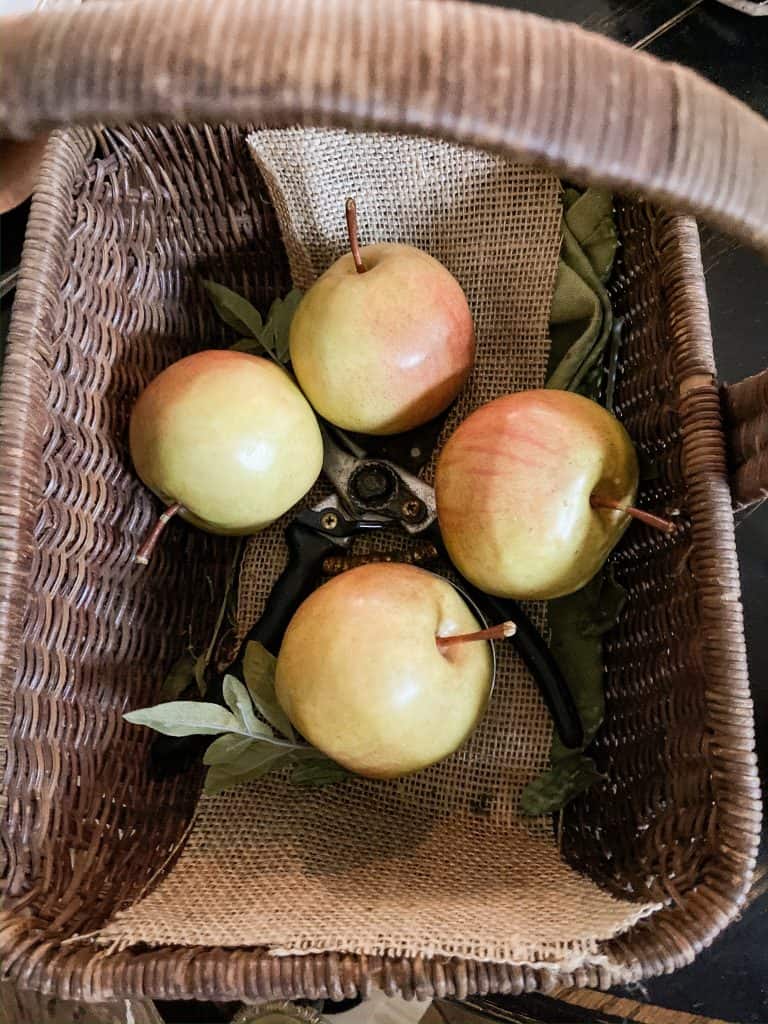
[288,199,475,436]
[435,390,645,600]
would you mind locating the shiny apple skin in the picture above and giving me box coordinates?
[275,563,494,779]
[129,350,323,534]
[289,243,475,435]
[435,390,639,599]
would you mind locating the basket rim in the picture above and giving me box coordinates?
[0,125,761,1003]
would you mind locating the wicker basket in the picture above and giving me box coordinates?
[0,0,764,1004]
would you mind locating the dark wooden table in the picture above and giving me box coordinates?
[1,1,766,1021]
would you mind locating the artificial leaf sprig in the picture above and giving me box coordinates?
[521,188,623,816]
[203,280,303,366]
[125,640,348,795]
[520,529,626,816]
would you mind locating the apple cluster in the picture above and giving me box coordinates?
[127,201,644,779]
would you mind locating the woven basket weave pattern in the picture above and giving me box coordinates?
[0,119,760,1000]
[90,127,661,965]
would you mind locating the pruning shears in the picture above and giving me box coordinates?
[151,420,582,778]
[243,422,583,748]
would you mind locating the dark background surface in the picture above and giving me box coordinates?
[1,1,767,1021]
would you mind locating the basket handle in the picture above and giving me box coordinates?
[2,0,768,501]
[3,0,768,244]
[723,370,768,505]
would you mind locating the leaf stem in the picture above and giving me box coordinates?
[345,197,366,274]
[590,494,674,534]
[236,731,301,751]
[206,538,244,673]
[135,502,183,565]
[436,620,516,651]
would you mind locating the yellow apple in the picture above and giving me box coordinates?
[130,349,323,536]
[275,563,494,779]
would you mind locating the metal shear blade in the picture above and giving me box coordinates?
[319,422,437,534]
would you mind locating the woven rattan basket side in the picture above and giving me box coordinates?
[0,0,763,1003]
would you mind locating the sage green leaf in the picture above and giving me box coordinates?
[548,569,625,765]
[203,280,263,337]
[229,337,265,354]
[204,755,291,795]
[204,766,248,795]
[526,186,620,816]
[520,755,604,816]
[546,219,613,394]
[242,641,295,740]
[290,752,349,787]
[562,188,617,283]
[521,567,625,815]
[203,742,292,794]
[124,701,239,737]
[160,653,197,701]
[546,188,617,396]
[222,674,273,739]
[230,738,294,771]
[259,288,302,364]
[203,732,256,766]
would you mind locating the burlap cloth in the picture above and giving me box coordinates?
[96,130,657,965]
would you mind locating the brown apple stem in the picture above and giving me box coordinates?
[345,197,366,274]
[135,502,183,565]
[590,494,674,534]
[436,620,517,651]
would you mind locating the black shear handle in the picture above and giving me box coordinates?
[150,522,338,780]
[460,581,584,750]
[247,525,583,750]
[422,525,584,750]
[239,521,340,658]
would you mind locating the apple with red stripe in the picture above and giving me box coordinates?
[435,390,672,600]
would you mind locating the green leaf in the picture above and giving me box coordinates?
[242,641,296,740]
[520,755,604,816]
[160,653,197,701]
[521,567,626,816]
[203,742,292,794]
[546,188,617,395]
[547,569,625,766]
[579,567,627,640]
[204,766,247,795]
[203,280,263,337]
[527,186,621,816]
[124,701,240,737]
[229,737,293,771]
[290,751,350,787]
[203,732,256,766]
[259,288,303,363]
[229,337,265,354]
[204,757,289,795]
[204,281,303,366]
[222,674,273,739]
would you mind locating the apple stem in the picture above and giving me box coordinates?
[436,620,517,651]
[345,197,366,274]
[590,494,674,534]
[135,502,183,565]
